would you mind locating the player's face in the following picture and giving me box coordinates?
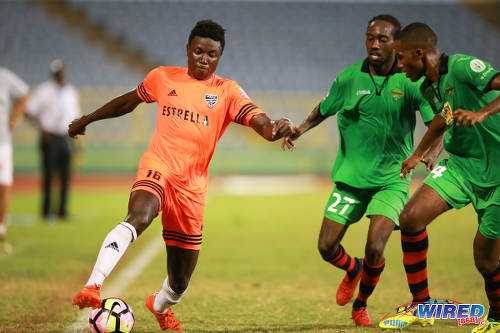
[365,20,395,67]
[395,41,425,82]
[186,36,222,80]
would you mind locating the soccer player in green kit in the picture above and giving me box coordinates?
[379,23,500,332]
[282,15,439,327]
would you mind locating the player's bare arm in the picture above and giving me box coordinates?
[249,113,293,143]
[281,103,326,150]
[420,121,445,171]
[400,114,446,178]
[68,90,142,138]
[454,75,500,128]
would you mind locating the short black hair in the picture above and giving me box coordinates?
[398,22,438,49]
[188,20,226,53]
[367,14,401,38]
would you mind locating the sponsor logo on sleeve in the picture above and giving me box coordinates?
[470,59,486,73]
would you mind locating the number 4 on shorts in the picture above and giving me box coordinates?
[431,166,447,179]
[328,193,355,215]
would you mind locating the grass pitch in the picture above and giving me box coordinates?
[0,177,484,332]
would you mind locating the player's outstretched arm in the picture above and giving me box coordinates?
[420,121,445,171]
[281,103,326,150]
[401,115,447,178]
[68,90,142,138]
[249,114,293,143]
[454,75,500,128]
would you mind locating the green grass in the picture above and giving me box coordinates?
[0,179,484,332]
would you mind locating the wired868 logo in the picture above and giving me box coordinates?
[417,300,486,327]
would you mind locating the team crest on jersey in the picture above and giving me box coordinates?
[204,94,218,108]
[390,88,404,101]
[441,101,453,125]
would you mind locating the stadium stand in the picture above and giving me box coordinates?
[1,0,499,174]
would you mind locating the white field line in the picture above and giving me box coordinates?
[65,236,164,333]
[212,174,327,195]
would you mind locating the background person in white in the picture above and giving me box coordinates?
[0,67,29,254]
[26,59,81,220]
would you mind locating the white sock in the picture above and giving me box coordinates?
[154,276,186,313]
[86,222,137,286]
[0,223,6,238]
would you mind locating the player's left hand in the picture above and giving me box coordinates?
[400,153,422,179]
[453,109,486,128]
[421,151,439,171]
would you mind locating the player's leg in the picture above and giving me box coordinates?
[379,161,469,330]
[351,214,393,325]
[317,216,349,266]
[150,246,198,314]
[400,160,471,305]
[474,231,500,324]
[146,187,204,331]
[73,190,157,309]
[40,134,54,219]
[73,167,165,309]
[353,186,405,326]
[319,183,367,307]
[145,245,195,332]
[57,137,71,219]
[470,194,500,332]
[0,144,13,254]
[399,184,451,303]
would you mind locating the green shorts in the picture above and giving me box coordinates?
[424,159,500,239]
[323,182,409,227]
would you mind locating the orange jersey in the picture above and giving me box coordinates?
[136,66,264,195]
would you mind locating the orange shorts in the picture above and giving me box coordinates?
[131,167,205,250]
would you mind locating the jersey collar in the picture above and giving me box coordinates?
[438,53,449,75]
[361,57,400,76]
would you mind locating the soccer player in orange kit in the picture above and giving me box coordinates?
[70,20,293,331]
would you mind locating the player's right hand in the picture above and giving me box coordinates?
[68,117,87,139]
[400,153,421,179]
[281,126,302,151]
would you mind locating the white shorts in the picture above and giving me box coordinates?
[0,143,13,186]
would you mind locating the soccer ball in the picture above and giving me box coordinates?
[89,298,135,333]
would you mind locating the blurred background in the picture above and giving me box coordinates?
[2,0,500,176]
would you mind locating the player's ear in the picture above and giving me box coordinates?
[416,48,424,59]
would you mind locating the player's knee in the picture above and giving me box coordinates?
[399,207,420,232]
[474,256,498,277]
[317,238,337,262]
[125,212,154,235]
[365,242,384,266]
